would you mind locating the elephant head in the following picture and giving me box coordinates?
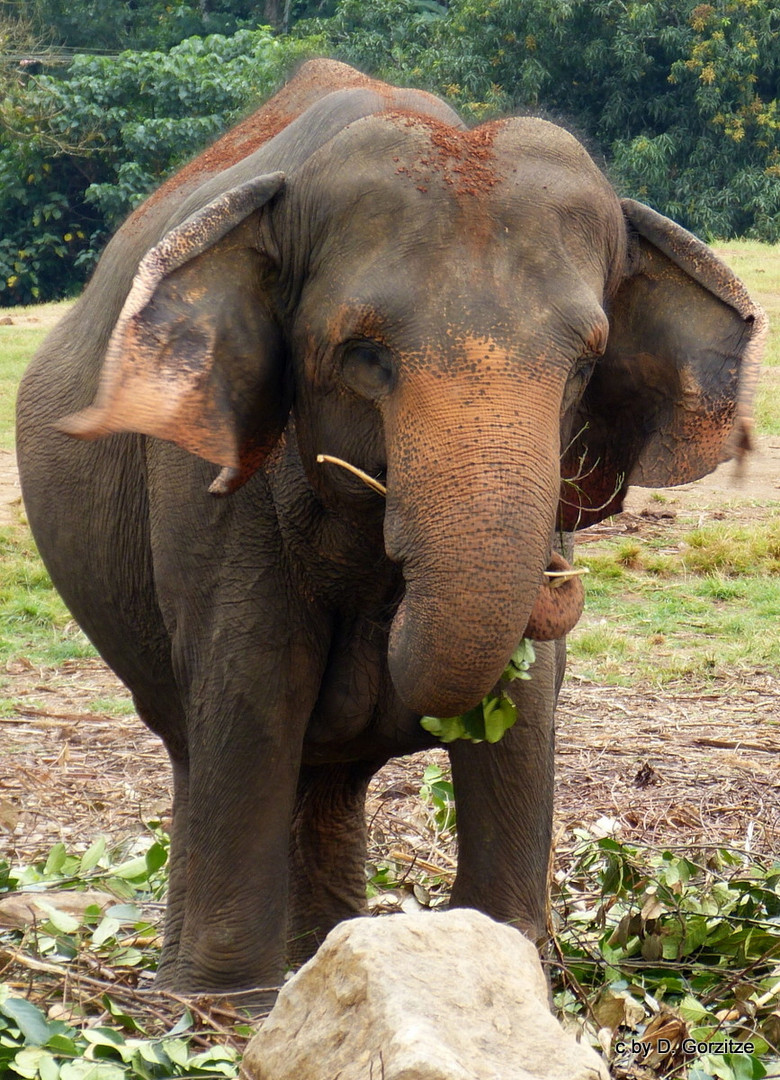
[60,95,763,719]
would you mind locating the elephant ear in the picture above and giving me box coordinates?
[59,172,288,494]
[559,198,766,530]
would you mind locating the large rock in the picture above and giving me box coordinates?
[243,909,608,1080]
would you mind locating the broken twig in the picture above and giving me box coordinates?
[316,454,387,496]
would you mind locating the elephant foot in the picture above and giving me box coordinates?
[150,972,280,1015]
[151,959,281,1012]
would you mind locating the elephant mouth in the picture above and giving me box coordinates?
[523,552,586,641]
[315,454,388,499]
[387,548,586,718]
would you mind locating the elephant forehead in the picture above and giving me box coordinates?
[376,110,505,199]
[294,113,619,301]
[304,109,610,215]
[294,113,512,240]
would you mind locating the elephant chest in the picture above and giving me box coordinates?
[302,614,430,764]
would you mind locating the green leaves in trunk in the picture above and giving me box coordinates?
[420,638,535,744]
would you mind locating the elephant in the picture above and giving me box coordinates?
[16,58,764,997]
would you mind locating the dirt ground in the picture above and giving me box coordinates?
[1,434,779,871]
[2,658,778,874]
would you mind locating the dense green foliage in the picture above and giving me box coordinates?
[3,0,337,49]
[0,28,319,303]
[2,829,778,1078]
[320,0,780,239]
[421,638,536,744]
[1,0,779,304]
[0,830,249,1078]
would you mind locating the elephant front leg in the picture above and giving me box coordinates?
[131,694,190,988]
[155,754,189,986]
[448,639,558,945]
[169,712,310,997]
[142,452,332,995]
[160,634,325,996]
[287,760,381,965]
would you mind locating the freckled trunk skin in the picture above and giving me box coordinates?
[383,365,565,718]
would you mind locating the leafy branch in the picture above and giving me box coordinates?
[420,638,536,743]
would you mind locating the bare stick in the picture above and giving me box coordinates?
[317,455,587,586]
[544,567,590,589]
[316,454,387,496]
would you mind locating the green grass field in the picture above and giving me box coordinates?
[568,520,780,684]
[0,302,69,450]
[1,243,779,683]
[0,302,88,667]
[713,241,780,434]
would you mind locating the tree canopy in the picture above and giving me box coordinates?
[1,0,779,304]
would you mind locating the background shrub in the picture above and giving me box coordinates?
[1,0,779,305]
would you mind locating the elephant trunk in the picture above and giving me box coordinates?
[383,364,579,719]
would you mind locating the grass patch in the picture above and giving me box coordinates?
[715,241,780,435]
[89,695,136,716]
[0,525,95,667]
[0,303,69,451]
[0,327,47,451]
[569,518,780,685]
[713,241,780,369]
[755,381,780,437]
[683,521,780,576]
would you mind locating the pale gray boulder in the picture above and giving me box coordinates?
[242,909,608,1080]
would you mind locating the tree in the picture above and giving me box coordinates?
[3,0,337,49]
[3,0,779,307]
[0,28,320,303]
[313,0,780,239]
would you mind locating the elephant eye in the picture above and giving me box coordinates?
[341,341,397,400]
[561,353,597,416]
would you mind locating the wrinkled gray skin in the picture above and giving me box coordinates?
[16,60,762,996]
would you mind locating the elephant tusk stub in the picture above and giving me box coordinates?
[316,454,388,496]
